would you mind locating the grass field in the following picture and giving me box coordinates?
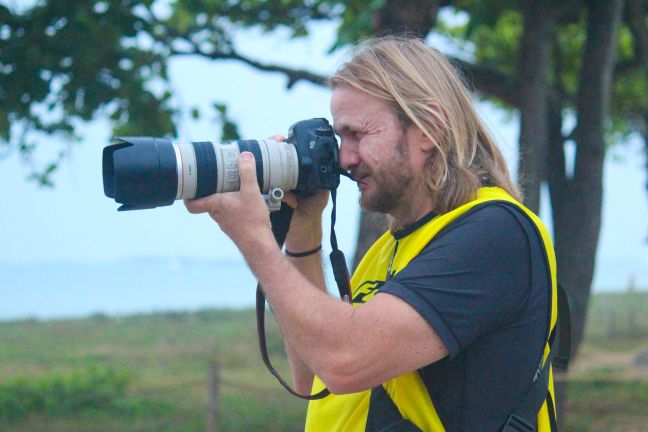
[0,292,647,431]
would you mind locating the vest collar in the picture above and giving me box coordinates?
[391,210,437,240]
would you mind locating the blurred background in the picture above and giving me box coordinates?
[1,0,647,431]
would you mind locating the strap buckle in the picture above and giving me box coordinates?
[502,414,535,432]
[552,355,569,370]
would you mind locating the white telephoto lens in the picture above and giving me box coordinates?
[173,142,198,200]
[215,142,241,193]
[259,139,299,193]
[173,139,300,197]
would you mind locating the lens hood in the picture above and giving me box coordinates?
[102,137,177,211]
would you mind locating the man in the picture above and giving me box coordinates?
[185,37,559,431]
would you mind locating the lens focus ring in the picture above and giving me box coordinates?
[237,140,264,192]
[192,142,218,198]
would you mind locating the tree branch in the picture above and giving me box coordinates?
[450,58,521,107]
[146,10,329,90]
[171,44,328,89]
[189,44,523,110]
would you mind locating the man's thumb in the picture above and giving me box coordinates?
[238,152,259,192]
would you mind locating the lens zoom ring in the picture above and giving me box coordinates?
[237,140,264,191]
[192,142,217,198]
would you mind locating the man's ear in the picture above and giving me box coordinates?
[409,126,435,153]
[408,101,447,153]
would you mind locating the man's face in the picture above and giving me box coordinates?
[331,85,415,214]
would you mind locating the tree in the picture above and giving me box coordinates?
[2,0,646,416]
[0,0,178,185]
[450,0,624,359]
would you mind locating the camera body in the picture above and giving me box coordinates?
[102,118,340,211]
[287,118,340,193]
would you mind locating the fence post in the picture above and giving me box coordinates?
[207,362,220,432]
[627,276,638,336]
[606,302,618,339]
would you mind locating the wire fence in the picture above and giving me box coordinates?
[118,362,286,432]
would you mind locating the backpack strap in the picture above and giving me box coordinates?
[502,283,571,432]
[365,385,423,432]
[553,283,572,370]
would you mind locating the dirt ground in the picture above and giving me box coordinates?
[567,340,648,381]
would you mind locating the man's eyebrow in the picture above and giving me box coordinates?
[333,124,351,135]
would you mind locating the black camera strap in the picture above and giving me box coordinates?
[256,187,353,400]
[329,187,353,302]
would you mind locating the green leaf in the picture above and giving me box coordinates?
[213,102,241,141]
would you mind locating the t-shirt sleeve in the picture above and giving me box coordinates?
[378,204,534,358]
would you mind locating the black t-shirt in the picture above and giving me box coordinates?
[378,203,550,431]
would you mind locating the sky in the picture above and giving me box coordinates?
[1,20,647,292]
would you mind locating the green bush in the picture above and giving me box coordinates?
[0,366,131,421]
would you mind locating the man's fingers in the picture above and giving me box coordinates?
[269,134,286,142]
[238,152,260,193]
[282,191,298,209]
[185,152,258,214]
[184,195,218,214]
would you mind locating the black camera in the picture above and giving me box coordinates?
[102,118,340,211]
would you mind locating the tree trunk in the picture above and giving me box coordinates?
[548,0,623,356]
[547,2,622,426]
[546,98,571,425]
[373,0,439,37]
[517,0,554,213]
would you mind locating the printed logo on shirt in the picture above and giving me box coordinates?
[352,280,385,304]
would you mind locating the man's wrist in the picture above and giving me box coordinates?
[285,244,322,257]
[285,231,322,253]
[285,217,323,252]
[237,228,278,261]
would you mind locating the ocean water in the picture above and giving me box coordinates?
[1,255,646,322]
[0,258,261,321]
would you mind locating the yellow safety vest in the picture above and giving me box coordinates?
[305,187,558,431]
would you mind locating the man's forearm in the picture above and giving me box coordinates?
[282,218,328,393]
[239,216,356,384]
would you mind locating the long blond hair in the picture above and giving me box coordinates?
[329,36,521,213]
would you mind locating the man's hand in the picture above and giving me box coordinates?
[269,134,329,252]
[184,146,327,393]
[184,152,275,254]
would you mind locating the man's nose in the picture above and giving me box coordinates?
[338,141,359,170]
